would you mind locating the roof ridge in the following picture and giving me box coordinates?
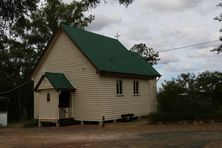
[61,24,118,42]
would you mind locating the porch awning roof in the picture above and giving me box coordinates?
[34,72,75,91]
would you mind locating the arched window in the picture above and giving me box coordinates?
[47,93,50,102]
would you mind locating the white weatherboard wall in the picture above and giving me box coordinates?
[32,31,102,121]
[0,112,7,126]
[38,90,59,120]
[99,77,157,120]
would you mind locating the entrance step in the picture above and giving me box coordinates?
[58,118,79,126]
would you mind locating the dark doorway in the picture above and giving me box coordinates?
[59,91,70,108]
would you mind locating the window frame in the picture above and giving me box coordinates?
[46,93,51,102]
[133,81,139,95]
[116,80,123,96]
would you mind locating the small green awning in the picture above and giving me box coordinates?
[35,72,75,91]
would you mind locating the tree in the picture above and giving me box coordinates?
[213,3,222,53]
[195,71,222,106]
[21,0,94,54]
[0,0,40,91]
[154,71,222,121]
[0,0,134,91]
[130,43,160,65]
[83,0,134,7]
[0,0,39,50]
[0,0,94,91]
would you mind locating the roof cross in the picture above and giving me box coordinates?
[57,17,65,27]
[115,33,120,40]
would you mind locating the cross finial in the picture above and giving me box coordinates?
[115,33,120,40]
[57,17,65,27]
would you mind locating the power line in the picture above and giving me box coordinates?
[0,81,32,95]
[0,40,220,94]
[157,40,220,53]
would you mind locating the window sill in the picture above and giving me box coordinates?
[133,94,140,96]
[116,94,124,97]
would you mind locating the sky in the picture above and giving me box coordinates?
[65,0,222,88]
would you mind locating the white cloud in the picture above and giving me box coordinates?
[186,47,212,59]
[164,63,199,73]
[87,13,122,31]
[159,52,179,64]
[138,0,204,12]
[63,0,222,86]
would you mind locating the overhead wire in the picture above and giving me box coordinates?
[157,40,220,53]
[0,81,32,95]
[0,40,220,94]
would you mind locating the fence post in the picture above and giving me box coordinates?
[18,87,22,121]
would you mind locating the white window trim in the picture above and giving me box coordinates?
[116,80,123,96]
[133,81,140,96]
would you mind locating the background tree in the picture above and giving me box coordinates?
[213,3,222,53]
[0,0,135,92]
[130,43,160,65]
[0,0,94,91]
[151,71,222,122]
[83,0,134,7]
[0,0,39,91]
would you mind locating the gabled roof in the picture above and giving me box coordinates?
[32,25,160,78]
[35,72,75,91]
[62,25,160,77]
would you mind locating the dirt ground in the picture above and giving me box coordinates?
[1,120,222,148]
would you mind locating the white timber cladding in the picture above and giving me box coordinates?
[99,77,157,120]
[32,31,158,121]
[38,89,59,120]
[33,31,102,121]
[38,77,54,90]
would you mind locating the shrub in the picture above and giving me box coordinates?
[153,71,222,122]
[23,119,38,127]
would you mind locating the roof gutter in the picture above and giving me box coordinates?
[100,71,158,80]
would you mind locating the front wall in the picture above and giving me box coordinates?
[33,31,102,121]
[38,77,54,90]
[38,89,59,119]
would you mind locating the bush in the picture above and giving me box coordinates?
[23,119,38,127]
[149,112,176,123]
[152,71,222,122]
[209,106,222,120]
[150,95,214,122]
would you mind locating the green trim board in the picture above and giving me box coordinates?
[62,25,160,77]
[34,72,75,91]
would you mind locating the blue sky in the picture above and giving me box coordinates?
[64,0,222,88]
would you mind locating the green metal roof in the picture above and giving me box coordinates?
[45,72,74,90]
[62,25,160,77]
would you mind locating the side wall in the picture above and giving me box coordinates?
[99,77,157,120]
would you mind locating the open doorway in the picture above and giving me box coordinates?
[59,91,70,108]
[59,91,71,119]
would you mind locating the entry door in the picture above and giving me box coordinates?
[59,91,70,119]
